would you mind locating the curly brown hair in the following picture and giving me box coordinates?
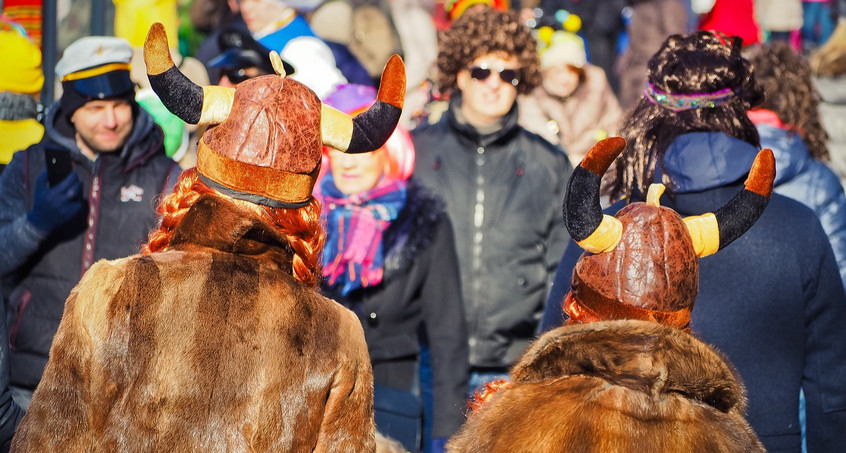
[607,32,764,201]
[142,168,326,288]
[436,7,541,95]
[745,41,829,161]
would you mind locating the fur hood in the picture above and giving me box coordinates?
[447,320,765,452]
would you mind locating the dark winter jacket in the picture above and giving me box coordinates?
[413,96,572,369]
[322,180,469,439]
[542,132,846,452]
[0,100,181,391]
[0,301,22,453]
[757,123,846,291]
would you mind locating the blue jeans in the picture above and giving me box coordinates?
[802,1,835,46]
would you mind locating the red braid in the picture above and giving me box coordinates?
[142,169,325,287]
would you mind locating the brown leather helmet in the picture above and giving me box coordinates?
[562,137,775,330]
[143,22,406,208]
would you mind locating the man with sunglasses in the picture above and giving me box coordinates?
[208,25,294,88]
[412,5,572,422]
[0,36,180,408]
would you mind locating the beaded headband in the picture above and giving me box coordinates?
[644,82,735,112]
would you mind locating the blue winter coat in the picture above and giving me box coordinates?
[758,123,846,291]
[541,132,846,452]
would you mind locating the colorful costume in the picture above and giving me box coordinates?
[10,23,406,452]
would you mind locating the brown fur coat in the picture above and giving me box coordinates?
[447,320,765,453]
[11,195,375,452]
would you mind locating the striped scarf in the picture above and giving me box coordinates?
[319,173,407,295]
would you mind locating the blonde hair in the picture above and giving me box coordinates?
[810,20,846,77]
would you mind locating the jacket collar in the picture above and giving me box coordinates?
[169,194,294,267]
[512,320,748,416]
[658,132,759,193]
[446,93,520,147]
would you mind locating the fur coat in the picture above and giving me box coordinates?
[10,195,375,452]
[447,320,764,453]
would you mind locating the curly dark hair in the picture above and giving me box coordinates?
[607,32,764,201]
[745,41,829,161]
[436,7,541,95]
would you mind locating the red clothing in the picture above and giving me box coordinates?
[699,0,761,45]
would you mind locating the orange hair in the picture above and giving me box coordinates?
[142,168,326,287]
[468,378,512,414]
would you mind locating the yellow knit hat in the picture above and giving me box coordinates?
[0,30,44,95]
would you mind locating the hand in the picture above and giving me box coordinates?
[430,437,448,453]
[26,170,85,234]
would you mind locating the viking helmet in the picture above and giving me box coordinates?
[143,22,406,208]
[562,137,775,329]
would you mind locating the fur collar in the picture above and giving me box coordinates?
[513,320,748,416]
[381,179,446,282]
[169,194,294,268]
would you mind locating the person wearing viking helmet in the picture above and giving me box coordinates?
[10,23,405,452]
[446,137,773,452]
[543,32,846,451]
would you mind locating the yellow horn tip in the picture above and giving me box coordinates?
[684,213,720,257]
[143,22,174,76]
[646,183,665,207]
[576,215,623,253]
[269,51,287,77]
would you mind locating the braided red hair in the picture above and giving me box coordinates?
[142,168,325,287]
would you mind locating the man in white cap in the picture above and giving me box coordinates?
[0,35,181,409]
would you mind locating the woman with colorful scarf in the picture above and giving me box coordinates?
[316,84,469,453]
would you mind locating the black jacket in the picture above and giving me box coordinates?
[323,180,469,438]
[412,97,572,368]
[0,300,22,453]
[0,101,181,390]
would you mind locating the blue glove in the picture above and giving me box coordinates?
[26,170,85,234]
[430,437,448,453]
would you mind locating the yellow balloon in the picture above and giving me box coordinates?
[538,26,554,44]
[564,14,582,33]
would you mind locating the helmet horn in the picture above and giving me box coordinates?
[564,137,627,253]
[144,22,234,125]
[321,54,406,153]
[684,148,775,257]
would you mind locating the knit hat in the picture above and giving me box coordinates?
[144,22,406,208]
[0,27,43,95]
[562,137,775,330]
[56,36,135,114]
[539,31,586,70]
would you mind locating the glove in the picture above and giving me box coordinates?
[26,170,85,234]
[430,437,448,453]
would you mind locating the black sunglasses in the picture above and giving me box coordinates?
[221,67,252,85]
[470,65,520,86]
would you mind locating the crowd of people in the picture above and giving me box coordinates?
[1,0,846,452]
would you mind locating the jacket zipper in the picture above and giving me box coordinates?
[470,145,485,357]
[81,165,101,276]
